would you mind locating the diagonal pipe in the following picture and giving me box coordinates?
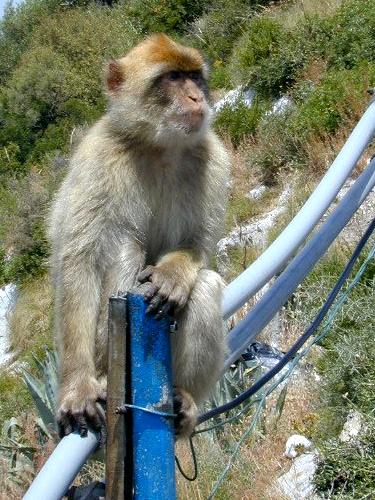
[223,98,375,319]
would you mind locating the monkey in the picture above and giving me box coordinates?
[47,34,230,440]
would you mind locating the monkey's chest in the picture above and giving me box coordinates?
[144,189,199,262]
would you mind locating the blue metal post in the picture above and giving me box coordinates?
[127,293,176,499]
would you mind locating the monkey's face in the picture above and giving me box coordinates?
[105,35,213,147]
[156,70,211,137]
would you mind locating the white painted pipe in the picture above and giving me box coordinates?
[222,99,375,319]
[23,431,99,500]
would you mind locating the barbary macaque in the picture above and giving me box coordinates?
[48,34,230,439]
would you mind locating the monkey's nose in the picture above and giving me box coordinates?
[188,94,199,103]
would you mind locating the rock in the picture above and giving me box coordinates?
[277,452,318,500]
[214,86,292,116]
[247,185,266,200]
[0,283,16,366]
[284,435,313,459]
[339,410,364,444]
[217,184,292,259]
[214,86,256,113]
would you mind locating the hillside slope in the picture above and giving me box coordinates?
[0,0,374,497]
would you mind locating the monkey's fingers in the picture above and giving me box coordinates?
[58,413,74,438]
[138,265,155,283]
[146,293,165,314]
[155,301,175,319]
[173,388,197,439]
[76,415,89,437]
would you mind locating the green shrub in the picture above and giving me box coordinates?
[0,0,62,84]
[0,372,33,424]
[124,0,206,35]
[296,248,375,498]
[251,108,305,183]
[324,0,375,69]
[229,17,305,98]
[214,97,265,146]
[0,170,59,284]
[292,64,375,139]
[0,6,139,163]
[187,0,253,63]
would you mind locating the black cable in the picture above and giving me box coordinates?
[198,215,375,425]
[175,436,198,481]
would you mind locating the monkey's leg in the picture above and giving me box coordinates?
[95,241,146,382]
[171,269,226,438]
[56,262,107,438]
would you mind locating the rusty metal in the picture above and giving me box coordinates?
[105,294,131,500]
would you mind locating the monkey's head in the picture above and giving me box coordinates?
[105,34,212,147]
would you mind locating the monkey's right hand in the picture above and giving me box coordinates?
[57,378,106,441]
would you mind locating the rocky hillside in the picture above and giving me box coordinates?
[0,0,374,497]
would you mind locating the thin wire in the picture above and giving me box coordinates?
[199,216,375,424]
[175,436,198,481]
[205,239,375,498]
[118,403,176,418]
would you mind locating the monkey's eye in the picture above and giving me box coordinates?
[168,71,182,81]
[189,71,202,82]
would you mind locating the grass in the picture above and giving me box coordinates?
[0,369,33,424]
[1,0,375,497]
[8,274,53,363]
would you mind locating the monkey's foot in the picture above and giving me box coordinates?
[57,380,107,444]
[173,387,197,439]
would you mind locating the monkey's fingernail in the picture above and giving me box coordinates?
[80,427,88,437]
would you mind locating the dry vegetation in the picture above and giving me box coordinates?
[1,0,375,496]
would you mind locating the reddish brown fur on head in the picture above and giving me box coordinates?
[105,34,207,94]
[132,34,205,72]
[105,34,211,145]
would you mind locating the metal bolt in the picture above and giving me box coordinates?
[169,320,178,333]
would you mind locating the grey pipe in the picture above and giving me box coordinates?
[224,157,375,369]
[23,430,99,500]
[223,99,375,319]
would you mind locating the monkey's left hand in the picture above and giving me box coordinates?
[138,264,191,318]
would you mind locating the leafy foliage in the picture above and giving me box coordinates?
[214,97,265,146]
[229,17,305,97]
[124,0,207,35]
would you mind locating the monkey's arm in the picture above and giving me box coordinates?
[138,249,203,317]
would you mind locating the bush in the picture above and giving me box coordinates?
[251,108,305,184]
[229,17,306,98]
[324,0,375,69]
[0,170,59,284]
[187,0,253,63]
[214,97,265,146]
[296,248,375,498]
[0,6,139,163]
[8,275,53,362]
[0,371,33,424]
[124,0,206,35]
[292,63,375,139]
[0,0,62,84]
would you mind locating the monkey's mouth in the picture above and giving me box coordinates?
[168,111,205,134]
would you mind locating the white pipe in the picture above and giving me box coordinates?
[224,158,375,368]
[23,431,99,500]
[222,99,375,319]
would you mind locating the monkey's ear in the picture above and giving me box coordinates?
[105,59,125,93]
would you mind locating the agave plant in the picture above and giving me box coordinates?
[21,349,59,437]
[0,351,59,486]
